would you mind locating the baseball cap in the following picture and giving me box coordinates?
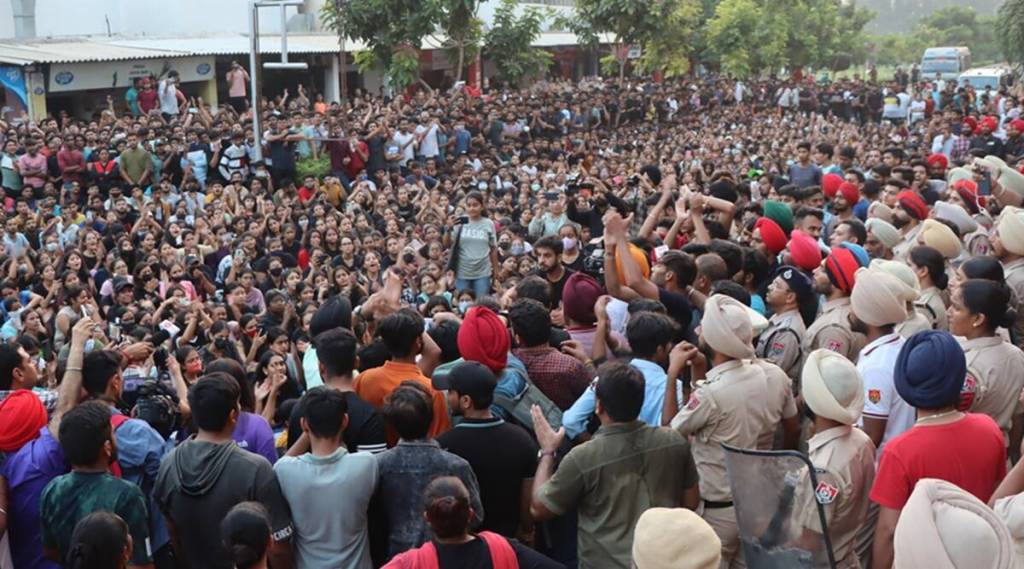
[432,360,497,401]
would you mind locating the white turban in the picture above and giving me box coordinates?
[896,479,1017,569]
[866,218,901,250]
[997,206,1024,256]
[633,508,721,569]
[801,349,864,425]
[851,267,909,327]
[918,218,963,259]
[701,294,756,360]
[933,201,978,235]
[946,167,972,186]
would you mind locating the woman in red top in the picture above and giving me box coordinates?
[384,476,562,569]
[869,330,1007,569]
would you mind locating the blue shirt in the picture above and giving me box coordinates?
[111,410,170,550]
[562,358,681,438]
[3,427,66,569]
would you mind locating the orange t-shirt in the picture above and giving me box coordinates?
[353,360,451,445]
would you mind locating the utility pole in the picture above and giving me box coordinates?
[248,0,308,162]
[337,0,348,102]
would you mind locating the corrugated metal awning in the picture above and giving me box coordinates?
[0,31,610,66]
[0,34,348,65]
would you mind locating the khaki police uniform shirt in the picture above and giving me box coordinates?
[803,297,865,363]
[961,336,1024,445]
[672,359,793,502]
[1005,258,1024,348]
[795,426,876,569]
[753,359,799,450]
[891,223,923,264]
[896,309,932,339]
[756,309,807,384]
[915,286,948,332]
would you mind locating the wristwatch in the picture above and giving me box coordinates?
[537,449,557,460]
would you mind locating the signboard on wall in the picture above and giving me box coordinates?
[47,56,215,93]
[0,65,27,106]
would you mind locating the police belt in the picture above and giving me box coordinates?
[703,499,734,509]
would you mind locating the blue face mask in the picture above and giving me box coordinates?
[458,301,472,314]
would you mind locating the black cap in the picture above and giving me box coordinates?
[112,277,134,293]
[432,361,497,400]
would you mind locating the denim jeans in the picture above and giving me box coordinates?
[454,276,491,298]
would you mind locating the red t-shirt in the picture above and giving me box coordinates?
[138,90,158,113]
[870,413,1006,509]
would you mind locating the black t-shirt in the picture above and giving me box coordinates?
[533,268,574,307]
[437,418,537,538]
[288,390,387,454]
[658,287,693,342]
[433,536,564,569]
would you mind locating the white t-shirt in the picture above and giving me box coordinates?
[391,130,415,166]
[856,333,914,459]
[158,80,180,115]
[415,123,439,158]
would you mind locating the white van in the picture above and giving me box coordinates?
[958,66,1015,91]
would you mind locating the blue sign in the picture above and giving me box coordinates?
[197,62,211,75]
[0,65,28,107]
[54,70,74,85]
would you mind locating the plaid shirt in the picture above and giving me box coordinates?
[950,136,972,164]
[513,346,593,410]
[0,388,59,416]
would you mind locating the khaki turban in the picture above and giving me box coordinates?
[701,294,756,360]
[997,206,1024,256]
[851,267,909,327]
[870,259,921,297]
[918,218,963,259]
[867,201,894,223]
[932,201,978,235]
[802,349,864,425]
[866,218,901,250]
[896,479,1017,569]
[633,508,721,569]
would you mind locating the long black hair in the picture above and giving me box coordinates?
[960,279,1016,332]
[65,512,130,569]
[910,246,948,290]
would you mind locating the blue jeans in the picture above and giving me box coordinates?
[454,276,491,298]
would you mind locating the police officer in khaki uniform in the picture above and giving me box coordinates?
[949,279,1024,447]
[757,266,812,385]
[890,191,928,265]
[992,207,1024,347]
[871,259,931,339]
[796,350,875,569]
[663,295,800,569]
[804,246,866,362]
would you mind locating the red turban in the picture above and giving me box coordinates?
[838,182,860,205]
[981,116,998,133]
[755,217,788,255]
[822,173,843,198]
[962,117,978,132]
[952,179,984,215]
[897,191,929,221]
[1011,119,1024,134]
[926,153,948,171]
[457,306,509,373]
[788,230,822,272]
[562,271,604,325]
[0,390,47,452]
[825,247,862,294]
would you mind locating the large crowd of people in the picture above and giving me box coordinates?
[1,63,1024,569]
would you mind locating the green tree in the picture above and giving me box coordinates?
[321,0,441,91]
[484,0,552,86]
[705,0,785,76]
[636,0,703,77]
[438,0,484,84]
[998,0,1024,69]
[569,0,683,82]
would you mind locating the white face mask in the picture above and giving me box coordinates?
[562,237,577,251]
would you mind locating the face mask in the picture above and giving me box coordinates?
[458,301,472,314]
[298,219,308,228]
[510,243,524,255]
[562,237,577,251]
[531,183,541,192]
[269,267,283,277]
[186,361,203,375]
[45,242,59,252]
